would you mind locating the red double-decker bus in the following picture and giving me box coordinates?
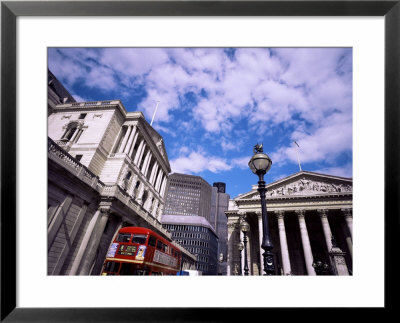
[101,227,182,275]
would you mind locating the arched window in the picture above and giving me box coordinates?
[61,121,83,144]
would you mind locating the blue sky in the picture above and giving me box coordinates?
[48,48,353,199]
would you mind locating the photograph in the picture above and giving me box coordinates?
[2,0,398,320]
[48,47,353,277]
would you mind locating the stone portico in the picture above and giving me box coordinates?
[226,171,352,276]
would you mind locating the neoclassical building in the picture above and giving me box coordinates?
[48,98,196,275]
[226,171,352,276]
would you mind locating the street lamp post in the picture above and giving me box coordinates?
[248,144,275,275]
[240,220,250,276]
[237,242,244,275]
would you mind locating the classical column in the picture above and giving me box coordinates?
[141,151,152,175]
[276,210,292,275]
[139,144,148,167]
[227,222,237,276]
[155,169,163,191]
[159,177,168,197]
[118,126,132,153]
[79,207,110,275]
[342,209,353,238]
[296,210,316,275]
[257,212,264,275]
[69,208,101,275]
[123,125,137,154]
[128,132,139,158]
[144,153,153,177]
[318,209,333,252]
[149,162,159,185]
[133,139,145,165]
[342,208,353,258]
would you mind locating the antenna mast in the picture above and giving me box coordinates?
[150,101,160,126]
[294,141,302,172]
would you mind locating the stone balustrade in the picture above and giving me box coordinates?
[48,137,103,190]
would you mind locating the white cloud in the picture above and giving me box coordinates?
[314,163,353,178]
[271,113,352,167]
[49,47,352,176]
[170,151,231,174]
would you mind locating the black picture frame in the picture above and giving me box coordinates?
[1,1,399,321]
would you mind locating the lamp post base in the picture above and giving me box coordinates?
[262,249,276,275]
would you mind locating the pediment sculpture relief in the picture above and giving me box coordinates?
[268,178,352,197]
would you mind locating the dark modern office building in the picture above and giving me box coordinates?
[162,173,218,275]
[163,173,212,222]
[161,214,218,275]
[210,182,229,275]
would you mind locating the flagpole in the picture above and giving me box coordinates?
[294,141,302,172]
[150,101,160,126]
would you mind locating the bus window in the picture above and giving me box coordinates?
[148,235,156,247]
[131,234,147,244]
[116,233,131,243]
[156,240,163,250]
[104,261,120,274]
[119,263,133,275]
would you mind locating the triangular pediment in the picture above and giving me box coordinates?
[136,115,171,172]
[236,171,352,200]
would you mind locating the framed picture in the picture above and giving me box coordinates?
[1,0,399,321]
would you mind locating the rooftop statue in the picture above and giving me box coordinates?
[253,143,263,154]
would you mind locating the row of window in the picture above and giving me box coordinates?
[171,232,209,241]
[164,224,209,233]
[175,241,210,255]
[196,264,209,271]
[197,256,209,263]
[173,238,209,248]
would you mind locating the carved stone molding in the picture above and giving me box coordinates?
[268,177,352,197]
[99,202,112,215]
[295,210,305,217]
[227,222,240,230]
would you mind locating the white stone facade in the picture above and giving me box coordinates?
[226,171,353,276]
[48,99,196,275]
[48,100,170,219]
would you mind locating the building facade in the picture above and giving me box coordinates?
[48,69,76,116]
[210,182,229,275]
[161,215,218,275]
[163,173,212,222]
[162,173,218,275]
[226,171,352,276]
[48,94,196,275]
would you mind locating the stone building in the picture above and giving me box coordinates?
[47,69,76,116]
[210,182,229,275]
[48,97,196,275]
[226,171,352,276]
